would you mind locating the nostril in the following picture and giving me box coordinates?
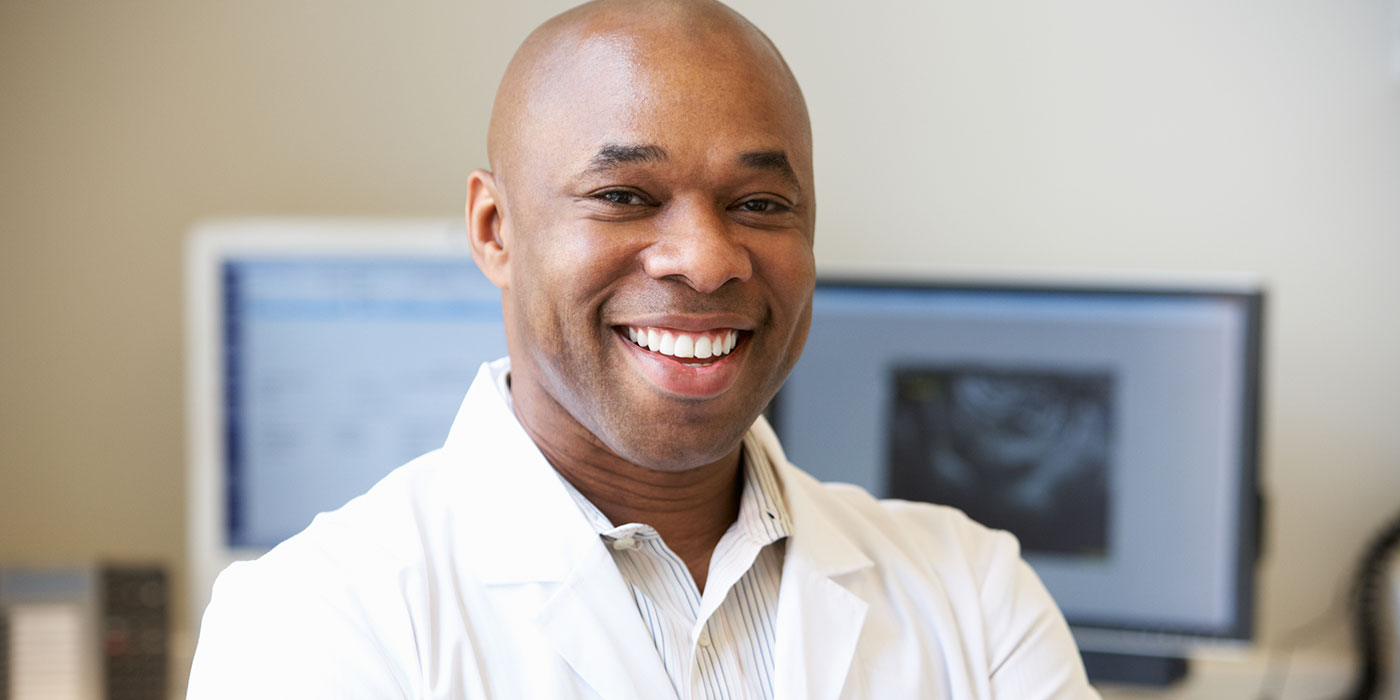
[640,231,753,293]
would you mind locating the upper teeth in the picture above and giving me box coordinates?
[626,327,739,359]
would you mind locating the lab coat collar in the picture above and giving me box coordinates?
[442,360,679,700]
[757,419,875,579]
[441,360,875,581]
[753,418,876,700]
[442,359,591,584]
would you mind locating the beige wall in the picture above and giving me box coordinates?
[2,0,1397,681]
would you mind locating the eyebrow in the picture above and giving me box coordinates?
[738,150,800,191]
[585,143,669,173]
[581,143,801,191]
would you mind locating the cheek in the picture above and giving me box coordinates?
[550,226,645,309]
[512,221,641,342]
[550,235,632,287]
[759,235,816,369]
[754,235,816,315]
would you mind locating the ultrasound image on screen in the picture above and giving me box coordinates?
[888,366,1114,557]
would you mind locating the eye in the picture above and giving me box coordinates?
[735,198,789,213]
[593,189,648,206]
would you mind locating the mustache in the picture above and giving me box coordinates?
[603,283,765,318]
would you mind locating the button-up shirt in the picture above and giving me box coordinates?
[557,435,791,700]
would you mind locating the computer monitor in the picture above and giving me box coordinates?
[772,275,1264,682]
[184,219,506,629]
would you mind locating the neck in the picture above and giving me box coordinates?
[553,445,743,593]
[509,373,744,594]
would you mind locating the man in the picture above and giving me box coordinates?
[187,1,1098,698]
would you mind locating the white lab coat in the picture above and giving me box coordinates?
[187,360,1097,699]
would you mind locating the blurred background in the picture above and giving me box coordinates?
[1,0,1397,697]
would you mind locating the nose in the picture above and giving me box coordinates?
[641,200,753,293]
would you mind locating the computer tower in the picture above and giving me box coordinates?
[0,565,167,700]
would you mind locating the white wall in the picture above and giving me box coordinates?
[1,0,1396,681]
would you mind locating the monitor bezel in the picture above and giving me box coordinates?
[184,218,471,634]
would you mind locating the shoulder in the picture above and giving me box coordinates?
[762,440,1094,696]
[187,450,461,698]
[750,413,1016,579]
[800,475,1051,646]
[787,461,1021,582]
[246,447,465,594]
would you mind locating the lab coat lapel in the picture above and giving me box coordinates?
[770,463,875,700]
[773,552,870,700]
[443,362,677,700]
[536,542,679,700]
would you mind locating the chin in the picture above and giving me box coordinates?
[605,417,755,472]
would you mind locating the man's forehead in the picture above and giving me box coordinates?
[490,1,810,180]
[530,32,797,119]
[513,60,808,183]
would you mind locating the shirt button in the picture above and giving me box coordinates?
[612,536,637,551]
[697,628,712,648]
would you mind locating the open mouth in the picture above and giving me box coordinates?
[615,324,749,398]
[621,326,741,367]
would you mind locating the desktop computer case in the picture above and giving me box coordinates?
[0,565,167,700]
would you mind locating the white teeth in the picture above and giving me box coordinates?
[674,334,694,358]
[625,326,741,361]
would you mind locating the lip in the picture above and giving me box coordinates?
[613,312,756,334]
[615,326,748,399]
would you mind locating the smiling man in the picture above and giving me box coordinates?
[187,1,1097,698]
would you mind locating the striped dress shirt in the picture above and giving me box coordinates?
[558,431,792,700]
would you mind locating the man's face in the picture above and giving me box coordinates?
[493,30,816,471]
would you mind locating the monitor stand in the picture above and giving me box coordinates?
[1082,651,1189,686]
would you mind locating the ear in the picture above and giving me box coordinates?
[466,168,510,289]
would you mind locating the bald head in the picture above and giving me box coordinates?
[487,0,810,192]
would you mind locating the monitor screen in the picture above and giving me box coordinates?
[773,279,1262,650]
[220,257,505,548]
